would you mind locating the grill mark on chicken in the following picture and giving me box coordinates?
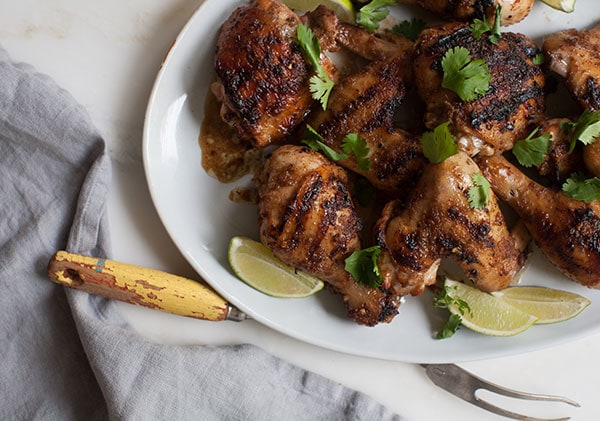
[415,22,545,154]
[213,0,320,147]
[315,60,407,139]
[305,33,427,193]
[428,29,543,125]
[255,145,402,325]
[584,77,600,111]
[478,154,600,288]
[375,152,527,293]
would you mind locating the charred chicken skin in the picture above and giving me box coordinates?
[478,154,600,289]
[213,0,335,147]
[414,22,545,156]
[375,151,528,295]
[254,145,401,325]
[306,23,427,193]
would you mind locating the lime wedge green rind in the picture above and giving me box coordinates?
[539,0,576,13]
[228,236,324,298]
[492,286,590,324]
[444,279,538,337]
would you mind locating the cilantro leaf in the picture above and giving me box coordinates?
[309,74,334,110]
[341,133,371,171]
[301,125,349,161]
[512,128,552,167]
[433,283,472,339]
[420,121,459,164]
[344,246,382,288]
[436,314,463,339]
[441,46,492,102]
[356,0,396,33]
[468,173,491,209]
[434,283,472,315]
[533,53,545,65]
[562,109,600,153]
[562,172,600,202]
[390,18,426,41]
[470,6,502,44]
[296,23,334,110]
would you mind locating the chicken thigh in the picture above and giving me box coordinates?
[414,22,545,156]
[254,145,401,325]
[477,154,600,289]
[375,151,528,295]
[213,0,335,147]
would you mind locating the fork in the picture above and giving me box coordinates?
[421,363,580,420]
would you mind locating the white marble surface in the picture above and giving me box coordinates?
[2,1,599,419]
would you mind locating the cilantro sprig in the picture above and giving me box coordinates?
[356,0,396,33]
[562,109,600,153]
[434,283,472,339]
[441,46,492,102]
[468,173,491,210]
[512,128,552,167]
[390,18,427,41]
[470,6,502,44]
[296,23,334,110]
[533,53,545,65]
[301,126,371,170]
[420,121,459,164]
[342,133,371,171]
[562,172,600,202]
[302,125,349,161]
[345,246,382,288]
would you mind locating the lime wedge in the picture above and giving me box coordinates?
[539,0,576,13]
[228,236,324,298]
[444,279,538,337]
[280,0,356,22]
[492,286,590,324]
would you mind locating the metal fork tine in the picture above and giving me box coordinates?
[473,397,570,421]
[465,367,580,407]
[421,364,580,420]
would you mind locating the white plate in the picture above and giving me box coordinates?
[143,0,600,363]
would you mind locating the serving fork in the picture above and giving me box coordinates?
[422,363,580,420]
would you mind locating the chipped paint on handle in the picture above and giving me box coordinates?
[48,251,230,321]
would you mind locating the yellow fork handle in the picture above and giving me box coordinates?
[47,251,244,321]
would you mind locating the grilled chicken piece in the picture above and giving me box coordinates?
[375,151,528,294]
[395,0,533,25]
[254,145,401,325]
[543,25,600,177]
[414,22,545,156]
[336,21,414,61]
[213,0,336,147]
[306,25,426,192]
[307,55,426,192]
[478,154,600,289]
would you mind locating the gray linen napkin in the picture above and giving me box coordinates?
[0,48,401,420]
